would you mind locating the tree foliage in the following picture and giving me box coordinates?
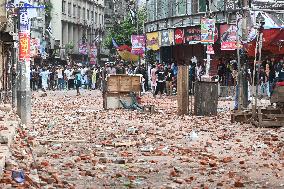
[103,7,146,52]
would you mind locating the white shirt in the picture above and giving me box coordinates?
[64,69,72,80]
[57,69,63,79]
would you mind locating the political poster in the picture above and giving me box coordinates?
[200,18,216,44]
[131,35,145,55]
[90,44,97,65]
[79,43,88,55]
[220,24,237,50]
[19,31,31,61]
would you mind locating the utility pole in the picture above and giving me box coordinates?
[7,2,44,125]
[241,0,249,108]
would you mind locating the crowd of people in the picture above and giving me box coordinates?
[30,65,99,95]
[29,60,179,97]
[29,56,284,98]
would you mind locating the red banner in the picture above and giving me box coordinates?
[174,28,184,44]
[19,32,31,61]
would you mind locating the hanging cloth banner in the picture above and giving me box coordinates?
[90,44,97,65]
[201,18,216,44]
[79,43,88,55]
[131,35,145,55]
[220,24,238,50]
[146,32,159,51]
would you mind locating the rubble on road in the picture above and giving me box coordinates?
[1,90,283,188]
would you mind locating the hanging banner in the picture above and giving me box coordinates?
[169,29,175,45]
[146,32,159,51]
[174,28,184,44]
[220,24,237,50]
[131,35,145,55]
[90,44,97,65]
[19,31,31,61]
[160,30,170,47]
[206,45,215,54]
[201,18,216,44]
[30,38,40,57]
[184,26,201,44]
[19,8,30,31]
[79,43,88,55]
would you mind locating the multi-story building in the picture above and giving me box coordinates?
[50,0,105,63]
[104,0,128,31]
[145,0,284,71]
[0,0,13,99]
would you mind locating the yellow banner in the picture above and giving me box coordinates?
[146,32,159,51]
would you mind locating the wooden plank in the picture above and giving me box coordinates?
[177,66,189,115]
[107,75,141,93]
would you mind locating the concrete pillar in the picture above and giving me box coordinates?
[73,25,78,52]
[68,23,73,43]
[17,60,31,125]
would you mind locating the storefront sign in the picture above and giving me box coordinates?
[131,35,145,55]
[201,18,216,44]
[174,28,184,45]
[79,43,88,55]
[19,31,30,61]
[252,0,284,10]
[146,32,159,51]
[184,26,201,44]
[220,24,237,50]
[90,44,97,65]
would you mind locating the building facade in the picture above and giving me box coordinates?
[0,0,14,99]
[145,0,284,72]
[104,0,128,31]
[50,0,105,63]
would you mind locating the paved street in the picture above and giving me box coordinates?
[0,90,283,188]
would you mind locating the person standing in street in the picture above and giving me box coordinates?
[74,69,82,96]
[154,65,165,98]
[150,65,157,94]
[165,66,174,96]
[57,66,64,90]
[92,68,97,89]
[39,68,50,92]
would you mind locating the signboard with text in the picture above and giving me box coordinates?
[19,31,30,61]
[252,0,284,10]
[184,26,201,44]
[174,28,184,45]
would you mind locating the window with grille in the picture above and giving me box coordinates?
[68,2,71,16]
[62,1,66,13]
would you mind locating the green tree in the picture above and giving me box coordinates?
[103,7,146,53]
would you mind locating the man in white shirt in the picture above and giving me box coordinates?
[57,66,64,90]
[64,67,72,90]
